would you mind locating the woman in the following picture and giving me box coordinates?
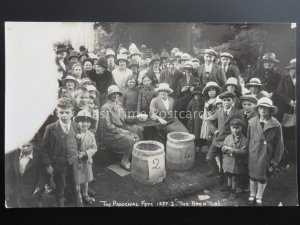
[71,62,86,83]
[149,83,188,143]
[247,97,284,206]
[99,85,144,171]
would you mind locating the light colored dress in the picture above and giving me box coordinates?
[200,98,217,140]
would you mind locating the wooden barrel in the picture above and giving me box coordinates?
[131,141,166,185]
[166,132,195,170]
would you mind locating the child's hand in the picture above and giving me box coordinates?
[76,134,82,140]
[78,151,87,159]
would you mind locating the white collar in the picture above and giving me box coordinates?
[224,106,233,114]
[19,151,33,160]
[59,120,71,129]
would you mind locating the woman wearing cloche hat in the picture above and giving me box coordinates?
[247,97,284,206]
[150,83,188,143]
[99,85,145,171]
[112,54,133,91]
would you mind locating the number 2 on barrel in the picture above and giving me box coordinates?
[152,158,160,169]
[184,149,192,159]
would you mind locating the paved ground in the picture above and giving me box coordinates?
[41,153,298,207]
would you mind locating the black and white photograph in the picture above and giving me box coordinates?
[5,22,297,207]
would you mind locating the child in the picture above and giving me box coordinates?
[122,75,139,116]
[74,110,98,205]
[206,91,245,177]
[59,75,79,99]
[221,118,248,200]
[240,94,258,124]
[245,78,266,99]
[137,75,156,114]
[215,96,223,110]
[5,138,45,208]
[186,86,205,153]
[86,84,101,108]
[247,97,284,206]
[88,96,100,134]
[40,97,82,207]
[223,77,242,109]
[200,82,220,149]
[74,87,90,116]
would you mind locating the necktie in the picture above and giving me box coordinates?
[260,122,265,129]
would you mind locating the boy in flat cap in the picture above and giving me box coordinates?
[40,97,82,207]
[221,118,248,200]
[206,91,246,178]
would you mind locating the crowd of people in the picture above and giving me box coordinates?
[5,41,296,207]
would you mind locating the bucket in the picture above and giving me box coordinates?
[131,141,166,185]
[166,132,195,170]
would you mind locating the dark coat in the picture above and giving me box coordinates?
[276,74,296,119]
[186,98,205,139]
[40,121,80,167]
[145,67,160,87]
[121,87,139,115]
[222,134,248,174]
[247,116,284,180]
[5,148,45,206]
[176,75,200,112]
[197,64,227,88]
[208,107,246,148]
[160,69,184,98]
[137,85,156,114]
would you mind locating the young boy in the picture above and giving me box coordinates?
[74,87,90,116]
[5,137,45,208]
[240,94,258,124]
[221,118,248,200]
[206,91,245,178]
[40,97,82,207]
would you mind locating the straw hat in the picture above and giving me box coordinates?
[74,109,96,129]
[225,77,238,87]
[61,75,79,88]
[106,49,116,58]
[254,97,278,114]
[155,83,173,94]
[182,61,194,70]
[203,48,218,57]
[129,48,141,58]
[179,53,191,63]
[202,81,221,96]
[116,54,129,65]
[107,85,123,98]
[220,52,233,59]
[191,58,200,63]
[175,52,182,58]
[286,58,296,70]
[245,78,263,89]
[171,47,180,55]
[262,52,280,63]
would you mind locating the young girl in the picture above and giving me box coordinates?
[223,77,242,109]
[137,75,156,114]
[247,97,284,206]
[59,75,79,99]
[71,62,86,83]
[74,87,90,115]
[86,85,101,109]
[200,82,220,149]
[221,118,248,200]
[186,86,205,153]
[215,96,223,110]
[74,110,97,205]
[122,75,139,116]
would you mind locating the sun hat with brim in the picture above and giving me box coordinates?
[203,48,218,57]
[225,77,238,87]
[175,52,182,58]
[128,59,139,68]
[286,58,296,70]
[179,53,191,63]
[150,54,161,65]
[182,61,194,70]
[62,75,79,89]
[160,51,170,59]
[220,52,233,59]
[171,47,180,54]
[116,54,129,65]
[202,81,221,97]
[245,78,263,89]
[107,85,123,99]
[240,94,258,104]
[86,85,98,92]
[254,97,278,115]
[191,58,200,63]
[56,44,68,54]
[261,52,280,63]
[95,57,108,68]
[129,49,141,58]
[68,51,79,60]
[219,90,236,99]
[74,109,97,129]
[82,57,94,66]
[230,118,246,128]
[119,48,129,55]
[106,49,116,57]
[155,83,173,94]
